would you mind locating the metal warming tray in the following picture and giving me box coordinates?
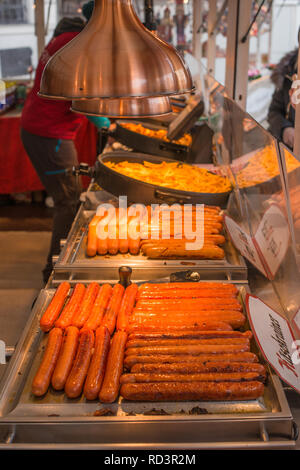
[0,280,296,449]
[53,192,247,282]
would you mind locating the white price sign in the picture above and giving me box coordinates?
[224,215,267,276]
[254,205,290,280]
[246,295,300,393]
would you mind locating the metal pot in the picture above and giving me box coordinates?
[93,151,231,207]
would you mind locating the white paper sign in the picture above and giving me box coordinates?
[246,294,300,394]
[254,205,290,280]
[224,215,267,276]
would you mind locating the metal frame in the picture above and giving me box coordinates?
[207,0,217,76]
[34,0,45,59]
[225,0,252,110]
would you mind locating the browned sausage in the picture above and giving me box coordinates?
[125,338,250,349]
[128,330,252,341]
[125,344,250,357]
[51,326,80,391]
[40,282,70,332]
[130,361,266,375]
[32,328,63,396]
[64,329,94,398]
[128,321,233,333]
[98,330,128,403]
[124,352,259,370]
[120,381,265,401]
[129,312,246,329]
[83,326,110,400]
[120,371,266,384]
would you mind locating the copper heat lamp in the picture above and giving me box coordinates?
[39,0,193,106]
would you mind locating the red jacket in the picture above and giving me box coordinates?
[21,32,84,140]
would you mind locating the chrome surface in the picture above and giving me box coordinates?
[39,0,193,100]
[52,193,248,282]
[71,96,172,118]
[0,284,295,449]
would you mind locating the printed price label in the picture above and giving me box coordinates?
[254,205,290,279]
[224,215,267,276]
[246,295,300,393]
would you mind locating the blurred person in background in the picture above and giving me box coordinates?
[267,29,300,150]
[21,2,109,284]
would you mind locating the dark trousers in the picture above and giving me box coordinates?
[21,128,82,283]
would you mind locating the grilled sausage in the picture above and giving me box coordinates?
[129,311,246,329]
[142,245,225,260]
[128,330,252,341]
[134,298,242,311]
[120,381,264,401]
[72,282,100,329]
[83,326,110,400]
[116,283,138,331]
[40,282,70,332]
[86,215,102,257]
[51,326,80,391]
[101,283,125,335]
[138,282,238,294]
[55,283,86,329]
[120,371,265,384]
[130,361,266,375]
[32,328,63,396]
[125,338,250,349]
[125,343,250,357]
[98,330,128,403]
[84,284,113,331]
[64,329,94,398]
[124,352,259,370]
[128,322,233,333]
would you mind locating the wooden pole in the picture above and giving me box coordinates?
[35,0,45,59]
[207,0,217,76]
[192,0,203,62]
[225,0,252,110]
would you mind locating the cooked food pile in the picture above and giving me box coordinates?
[33,282,266,403]
[235,145,300,188]
[120,122,192,147]
[86,205,226,260]
[104,160,232,194]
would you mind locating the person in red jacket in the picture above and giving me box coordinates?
[21,15,97,284]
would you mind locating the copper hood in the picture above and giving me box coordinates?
[71,95,172,118]
[39,0,193,101]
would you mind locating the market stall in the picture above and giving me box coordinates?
[1,0,300,452]
[0,72,299,449]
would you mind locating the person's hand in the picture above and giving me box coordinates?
[282,127,295,149]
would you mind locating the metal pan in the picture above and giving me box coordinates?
[113,120,190,161]
[94,151,232,207]
[0,281,296,449]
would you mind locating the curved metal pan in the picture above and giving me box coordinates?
[94,151,231,207]
[113,120,190,161]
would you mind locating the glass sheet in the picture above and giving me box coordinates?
[203,74,300,332]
